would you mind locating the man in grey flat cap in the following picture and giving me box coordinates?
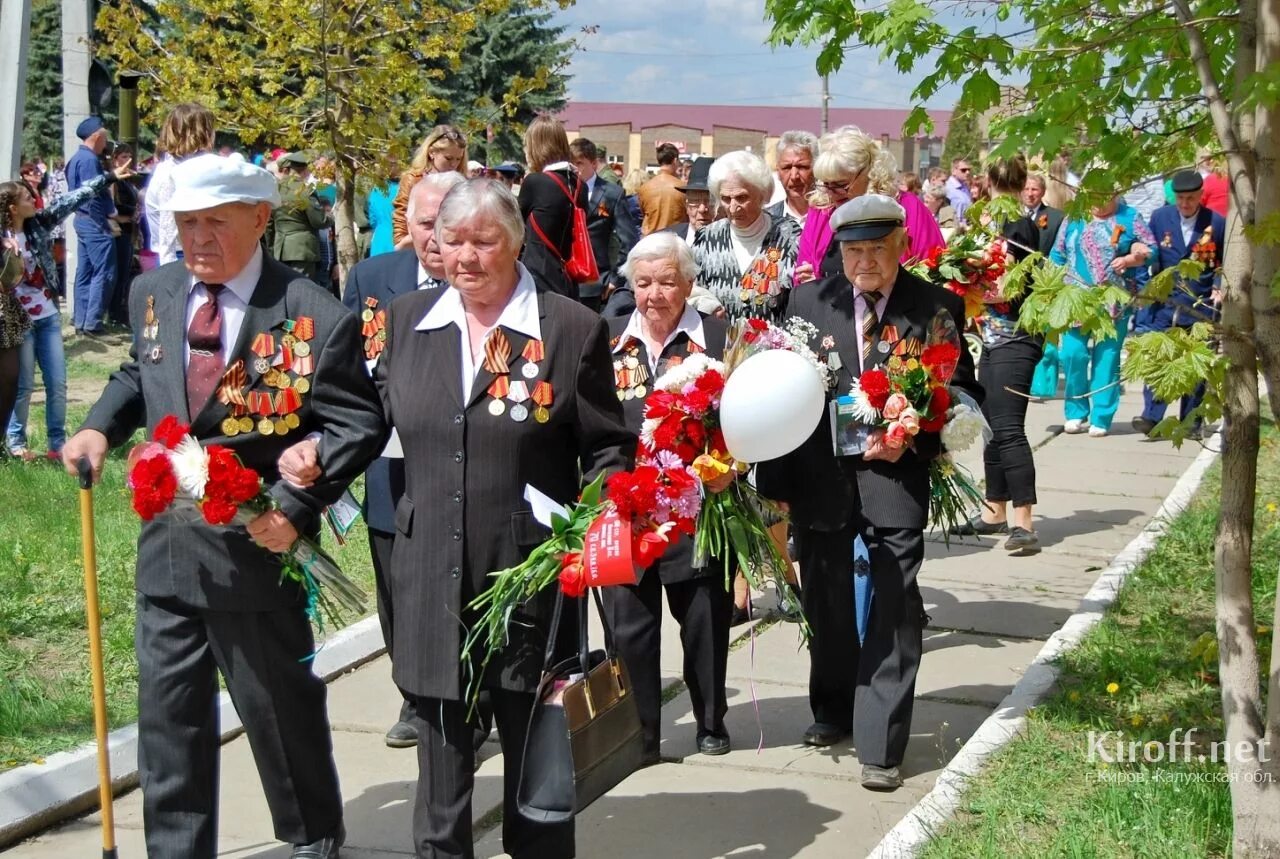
[64,153,386,859]
[756,194,983,791]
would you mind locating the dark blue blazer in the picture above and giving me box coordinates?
[342,248,421,532]
[586,177,639,297]
[1137,205,1225,331]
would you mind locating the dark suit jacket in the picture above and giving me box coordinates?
[755,268,983,532]
[1028,204,1065,257]
[607,312,728,583]
[82,256,388,611]
[375,283,635,700]
[342,248,420,534]
[1135,204,1225,331]
[518,167,589,300]
[585,177,639,298]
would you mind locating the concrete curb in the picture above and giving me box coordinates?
[868,434,1222,859]
[0,614,387,847]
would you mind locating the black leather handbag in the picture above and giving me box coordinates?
[516,589,645,823]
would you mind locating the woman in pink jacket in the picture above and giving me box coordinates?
[795,126,944,284]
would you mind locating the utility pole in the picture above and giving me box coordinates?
[821,72,830,134]
[0,0,34,175]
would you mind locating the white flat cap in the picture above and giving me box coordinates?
[831,193,906,242]
[162,153,281,212]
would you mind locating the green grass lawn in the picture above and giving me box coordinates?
[921,422,1280,858]
[0,343,376,771]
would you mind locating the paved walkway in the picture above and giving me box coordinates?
[10,391,1203,858]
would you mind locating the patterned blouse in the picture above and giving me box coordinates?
[691,214,800,323]
[1050,201,1155,319]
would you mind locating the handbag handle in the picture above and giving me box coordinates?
[540,587,622,676]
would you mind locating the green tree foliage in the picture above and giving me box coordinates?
[22,0,62,162]
[426,1,575,165]
[940,103,982,165]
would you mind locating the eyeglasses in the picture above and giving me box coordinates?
[816,168,866,195]
[957,167,972,173]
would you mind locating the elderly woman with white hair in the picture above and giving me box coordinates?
[692,149,801,321]
[602,231,735,763]
[795,125,944,283]
[374,178,634,858]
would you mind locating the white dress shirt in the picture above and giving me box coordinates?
[1180,212,1198,248]
[415,262,542,401]
[613,303,706,373]
[416,261,447,290]
[183,245,264,367]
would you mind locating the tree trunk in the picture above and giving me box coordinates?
[333,164,360,298]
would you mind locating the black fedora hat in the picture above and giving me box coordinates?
[679,156,714,193]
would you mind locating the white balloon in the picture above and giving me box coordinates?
[720,349,826,463]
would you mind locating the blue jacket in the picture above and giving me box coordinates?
[64,145,114,233]
[1135,204,1225,331]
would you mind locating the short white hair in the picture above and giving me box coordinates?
[708,150,773,201]
[621,232,699,284]
[407,171,465,221]
[776,130,819,163]
[435,178,524,251]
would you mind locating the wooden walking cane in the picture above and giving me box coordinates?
[77,456,119,859]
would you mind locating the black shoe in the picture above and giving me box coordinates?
[385,718,418,748]
[951,513,1009,536]
[1005,527,1041,554]
[697,732,731,756]
[860,764,903,791]
[1186,423,1204,441]
[82,327,106,338]
[291,824,344,858]
[802,722,850,747]
[1131,416,1157,436]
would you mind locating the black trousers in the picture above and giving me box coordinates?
[796,521,925,768]
[600,567,733,756]
[411,690,574,859]
[979,338,1042,507]
[134,594,342,858]
[370,527,411,720]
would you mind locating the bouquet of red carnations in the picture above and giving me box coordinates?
[912,232,1010,320]
[846,314,989,541]
[127,415,366,628]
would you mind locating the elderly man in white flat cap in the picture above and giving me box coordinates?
[756,194,983,791]
[63,153,387,859]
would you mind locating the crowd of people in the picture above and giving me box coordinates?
[2,97,1223,859]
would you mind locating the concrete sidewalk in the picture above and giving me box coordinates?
[9,391,1204,858]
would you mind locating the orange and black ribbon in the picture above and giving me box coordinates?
[522,339,545,363]
[251,333,275,358]
[488,376,511,400]
[532,381,554,407]
[483,329,512,374]
[293,316,316,342]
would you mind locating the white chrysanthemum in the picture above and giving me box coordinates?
[653,352,726,393]
[941,404,985,453]
[639,416,660,448]
[847,379,884,423]
[785,316,819,343]
[169,436,210,499]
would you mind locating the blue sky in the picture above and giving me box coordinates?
[551,0,968,110]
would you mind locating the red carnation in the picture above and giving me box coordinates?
[644,391,679,421]
[747,318,768,331]
[859,369,892,410]
[154,415,190,449]
[652,419,680,453]
[695,369,725,395]
[928,385,952,418]
[921,342,960,383]
[919,413,946,434]
[683,389,712,417]
[201,496,238,526]
[130,456,177,520]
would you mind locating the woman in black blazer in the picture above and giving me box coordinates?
[600,232,735,763]
[518,116,588,300]
[375,179,633,859]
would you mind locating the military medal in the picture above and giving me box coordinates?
[150,345,163,363]
[508,378,532,422]
[532,381,553,423]
[521,338,544,379]
[222,417,240,436]
[238,416,254,433]
[510,404,529,422]
[293,341,311,358]
[258,418,275,436]
[487,376,509,416]
[361,308,374,323]
[294,377,311,394]
[254,357,270,374]
[143,295,160,341]
[878,340,890,354]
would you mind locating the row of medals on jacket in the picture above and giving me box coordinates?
[482,329,553,423]
[614,342,650,401]
[218,317,317,437]
[739,248,784,311]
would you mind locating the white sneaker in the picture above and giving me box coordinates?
[1063,419,1089,434]
[1088,426,1109,437]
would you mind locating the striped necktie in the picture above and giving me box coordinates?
[860,289,883,370]
[186,282,226,414]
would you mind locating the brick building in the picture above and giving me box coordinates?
[558,102,952,174]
